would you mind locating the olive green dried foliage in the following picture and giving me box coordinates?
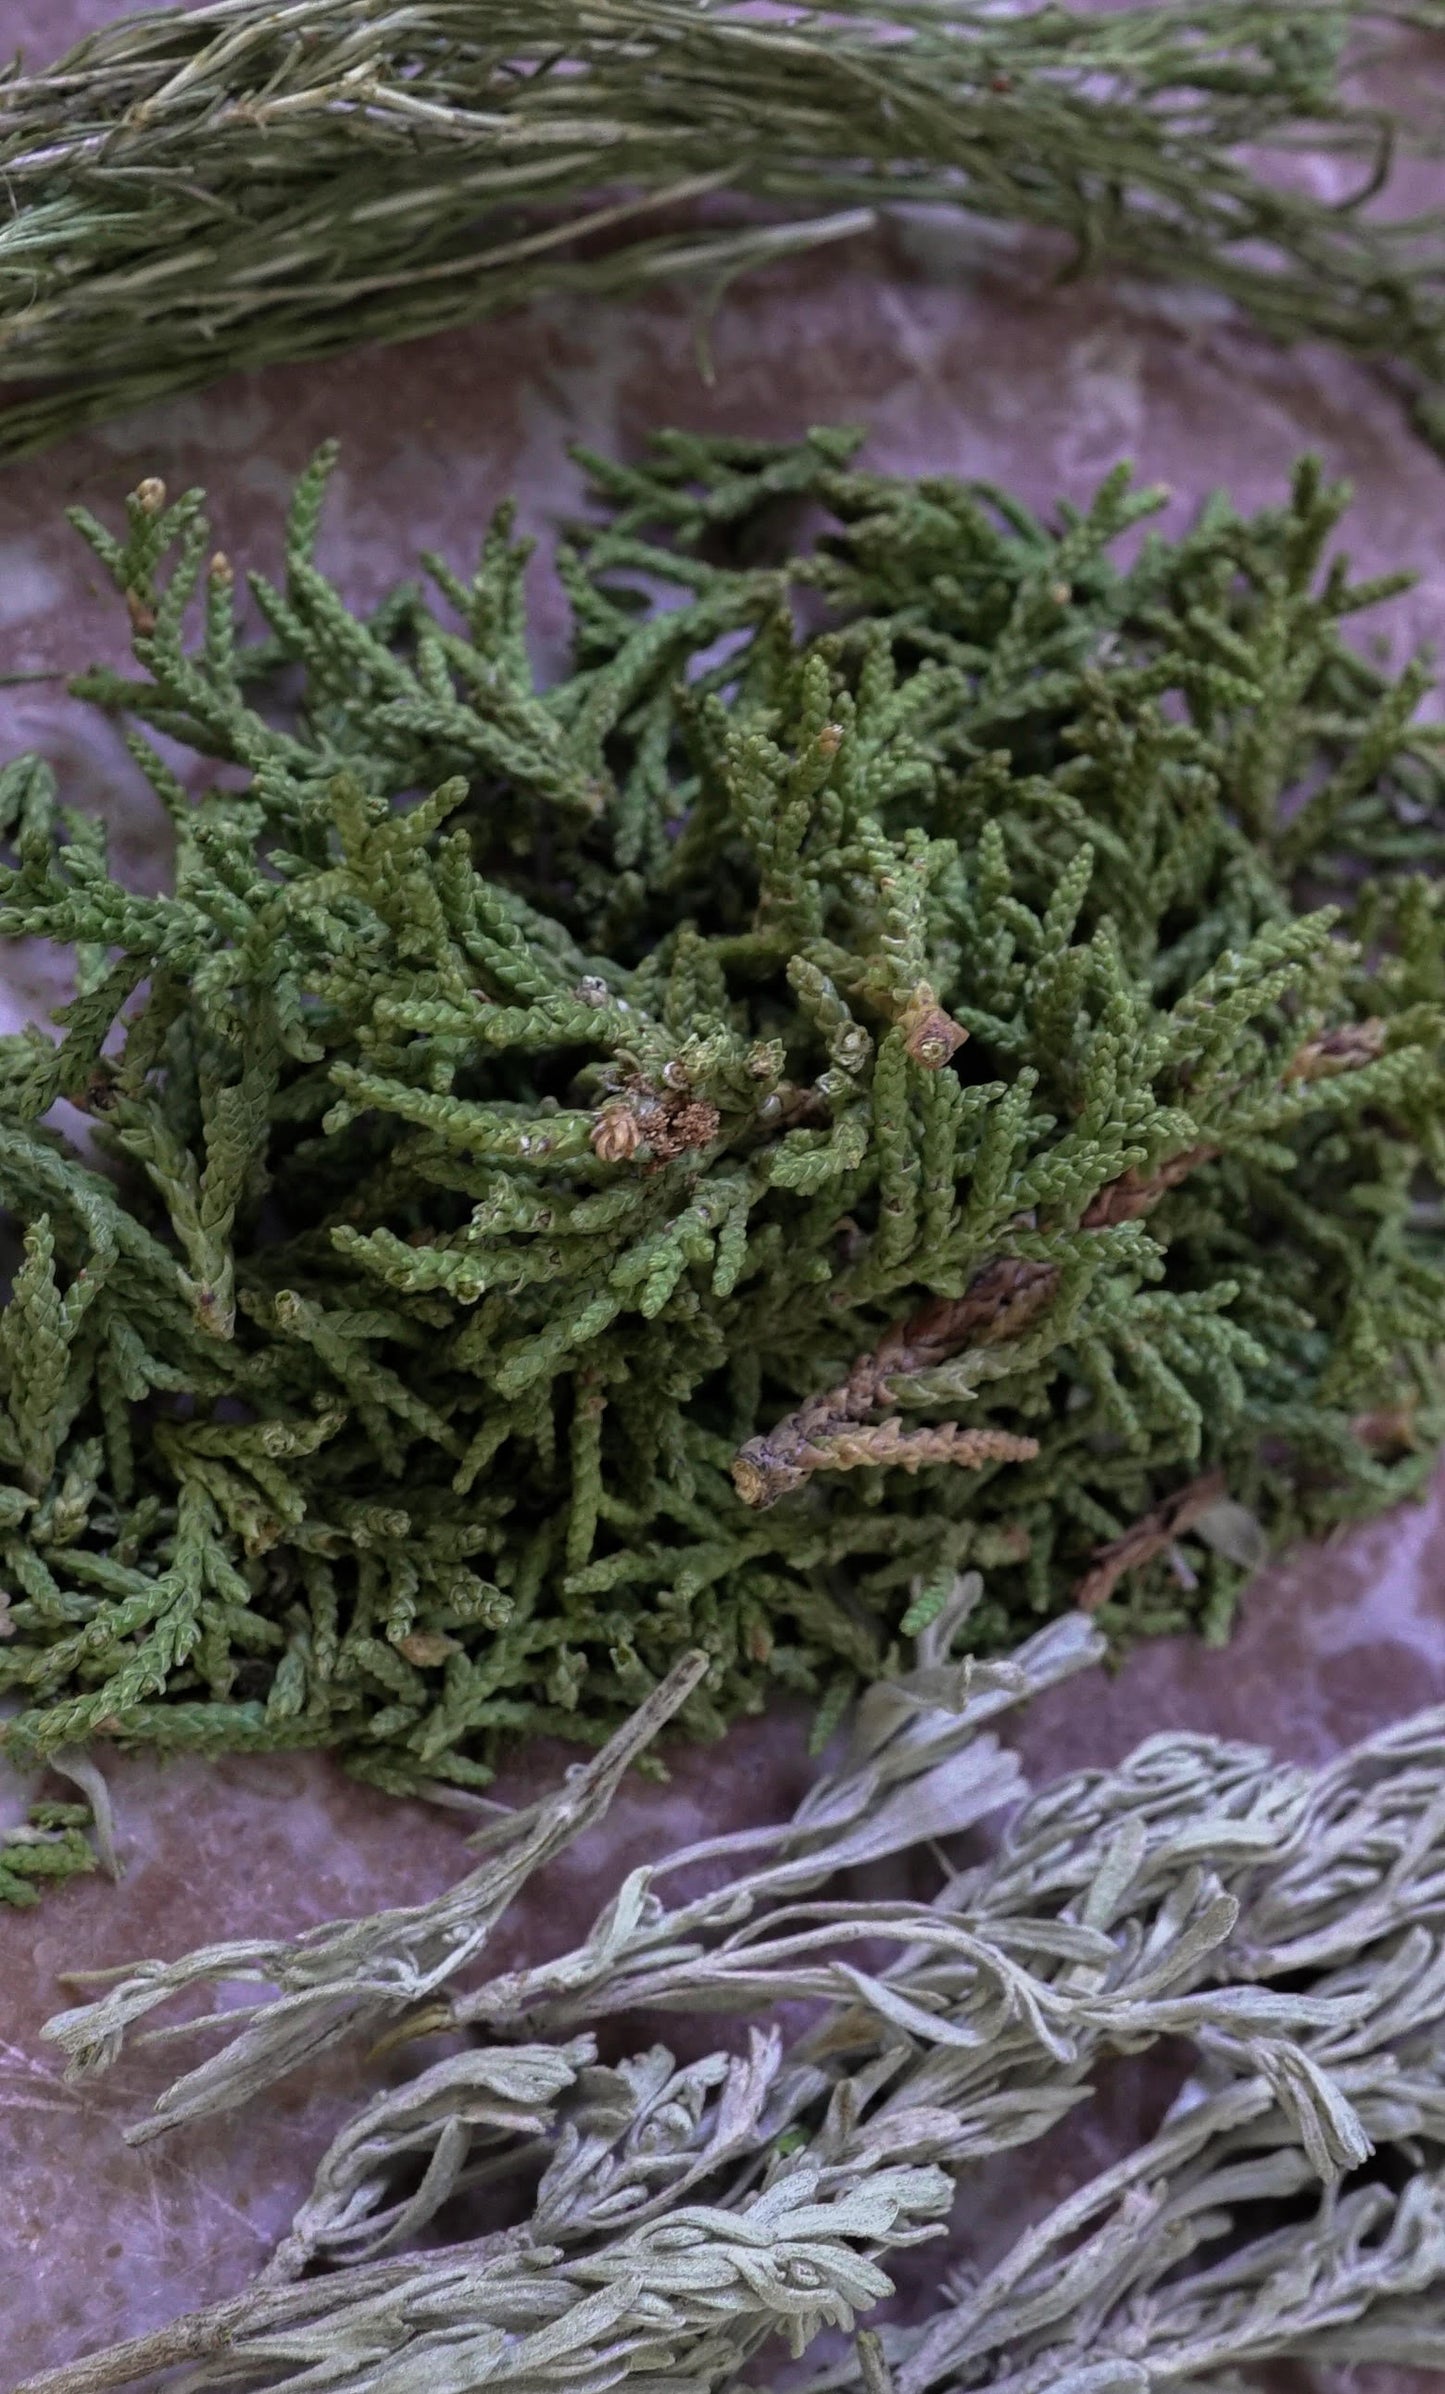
[27,1599,1445,2394]
[3,429,1445,1795]
[6,1,1445,460]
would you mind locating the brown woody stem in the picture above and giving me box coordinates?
[731,1014,1392,1514]
[1073,1468,1229,1613]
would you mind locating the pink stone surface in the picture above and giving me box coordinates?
[8,8,1445,2388]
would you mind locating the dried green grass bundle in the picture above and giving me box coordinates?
[4,0,1445,459]
[24,1597,1445,2393]
[3,427,1445,1814]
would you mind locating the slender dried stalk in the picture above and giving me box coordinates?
[4,1,1445,457]
[42,1646,710,2120]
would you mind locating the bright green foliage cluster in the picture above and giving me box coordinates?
[2,430,1445,1789]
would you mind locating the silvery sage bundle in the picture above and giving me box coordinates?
[20,1584,1445,2394]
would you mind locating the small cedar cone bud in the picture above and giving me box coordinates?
[898,982,968,1069]
[591,1102,645,1163]
[668,1098,722,1153]
[134,476,167,517]
[816,723,844,759]
[395,1631,461,1667]
[124,588,157,637]
[574,975,611,1007]
[731,1443,806,1508]
[208,551,234,589]
[833,1023,873,1075]
[1049,581,1072,607]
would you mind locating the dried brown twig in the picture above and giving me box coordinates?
[1073,1465,1230,1612]
[731,1258,1057,1507]
[733,1026,1399,1513]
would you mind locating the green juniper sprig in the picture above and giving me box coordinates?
[4,2,1445,461]
[2,427,1445,1803]
[25,1593,1445,2393]
[0,1738,117,1908]
[0,1802,97,1908]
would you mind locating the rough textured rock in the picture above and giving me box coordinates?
[6,10,1445,2384]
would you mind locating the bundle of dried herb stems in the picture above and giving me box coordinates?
[22,1600,1445,2393]
[3,425,1445,1850]
[4,0,1445,459]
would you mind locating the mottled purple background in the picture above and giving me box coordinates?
[6,7,1445,2389]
